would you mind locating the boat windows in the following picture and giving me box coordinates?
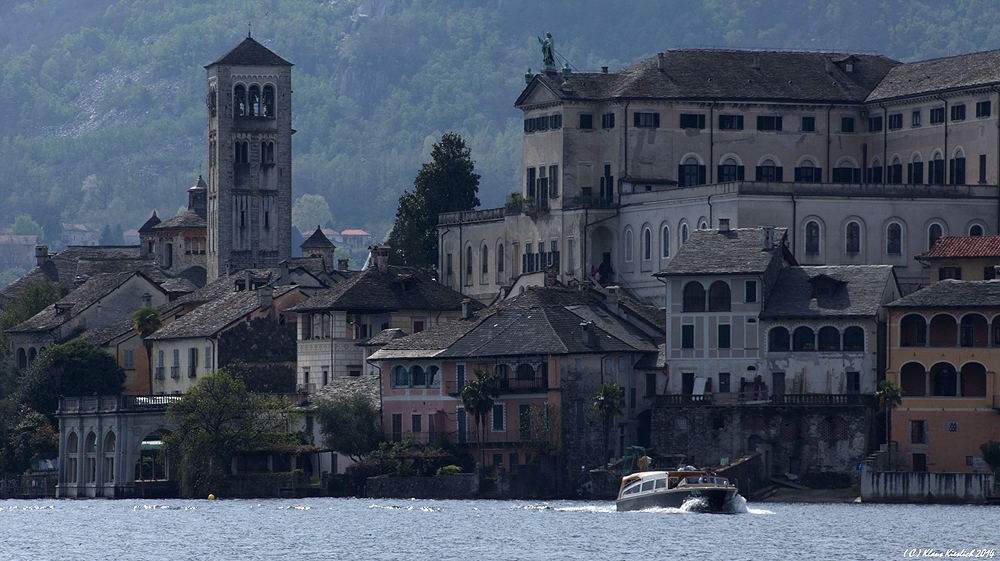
[641,480,655,492]
[623,482,641,495]
[669,477,679,488]
[655,479,667,489]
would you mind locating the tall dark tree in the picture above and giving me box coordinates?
[461,368,499,467]
[315,390,384,462]
[387,132,480,272]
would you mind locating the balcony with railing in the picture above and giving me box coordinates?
[154,367,165,380]
[446,376,550,396]
[653,393,872,407]
[170,366,180,379]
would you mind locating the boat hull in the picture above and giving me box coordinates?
[616,486,737,512]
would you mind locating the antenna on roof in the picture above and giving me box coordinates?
[248,21,252,38]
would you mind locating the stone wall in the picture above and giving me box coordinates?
[366,472,479,499]
[651,405,873,480]
[861,465,996,504]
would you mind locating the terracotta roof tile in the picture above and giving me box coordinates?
[917,236,1000,259]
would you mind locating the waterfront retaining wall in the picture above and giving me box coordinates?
[861,465,995,504]
[366,472,479,499]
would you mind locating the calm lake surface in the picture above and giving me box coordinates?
[1,497,998,560]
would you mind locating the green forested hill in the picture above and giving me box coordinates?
[1,0,999,245]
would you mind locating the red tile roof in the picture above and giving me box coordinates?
[918,236,1000,259]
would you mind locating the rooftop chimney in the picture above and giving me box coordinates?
[461,298,473,320]
[606,285,620,316]
[602,66,609,74]
[258,285,273,309]
[752,52,761,70]
[35,245,49,266]
[374,245,390,273]
[762,226,774,249]
[580,320,595,346]
[657,52,665,72]
[244,269,253,291]
[719,219,730,232]
[338,258,349,271]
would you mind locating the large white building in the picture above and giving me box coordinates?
[440,48,1000,304]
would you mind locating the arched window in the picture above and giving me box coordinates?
[516,364,534,380]
[624,228,634,262]
[410,365,426,386]
[757,158,780,182]
[233,84,247,117]
[931,152,945,185]
[661,225,670,258]
[961,363,987,397]
[769,327,790,351]
[886,222,902,255]
[84,432,97,484]
[427,366,440,387]
[262,85,275,117]
[682,282,706,312]
[699,221,708,230]
[392,365,408,387]
[817,326,840,351]
[642,228,651,261]
[900,314,927,346]
[846,222,861,253]
[27,347,36,364]
[708,281,731,311]
[900,362,926,396]
[681,223,689,244]
[679,156,703,187]
[952,148,966,185]
[960,314,988,347]
[793,326,815,351]
[104,432,116,483]
[929,314,957,347]
[970,224,984,237]
[497,244,504,276]
[248,85,261,116]
[465,246,473,280]
[481,245,489,278]
[909,153,923,184]
[843,326,864,351]
[719,157,743,182]
[494,364,510,380]
[66,432,79,484]
[16,348,26,370]
[805,221,820,254]
[931,362,957,396]
[928,223,943,250]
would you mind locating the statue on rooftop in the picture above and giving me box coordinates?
[538,32,555,70]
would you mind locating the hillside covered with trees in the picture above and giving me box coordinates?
[2,0,998,251]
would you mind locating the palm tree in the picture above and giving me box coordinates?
[461,368,499,467]
[875,379,902,452]
[134,307,162,394]
[593,383,624,466]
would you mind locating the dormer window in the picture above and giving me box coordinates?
[809,276,844,298]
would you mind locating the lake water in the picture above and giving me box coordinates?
[1,497,998,560]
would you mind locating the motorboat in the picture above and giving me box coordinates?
[615,447,737,512]
[616,468,738,511]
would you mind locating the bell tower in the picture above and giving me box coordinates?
[204,35,293,281]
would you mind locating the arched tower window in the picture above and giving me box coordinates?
[263,85,275,117]
[642,227,652,261]
[233,84,247,117]
[248,85,261,117]
[661,225,670,258]
[708,281,731,311]
[886,222,902,254]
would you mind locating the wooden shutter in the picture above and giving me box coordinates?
[738,166,745,180]
[698,165,706,185]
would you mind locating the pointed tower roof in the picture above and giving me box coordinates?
[206,36,293,68]
[138,212,161,233]
[301,226,335,249]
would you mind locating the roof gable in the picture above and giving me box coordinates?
[761,265,895,319]
[207,36,292,68]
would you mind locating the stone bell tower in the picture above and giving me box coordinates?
[204,34,293,281]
